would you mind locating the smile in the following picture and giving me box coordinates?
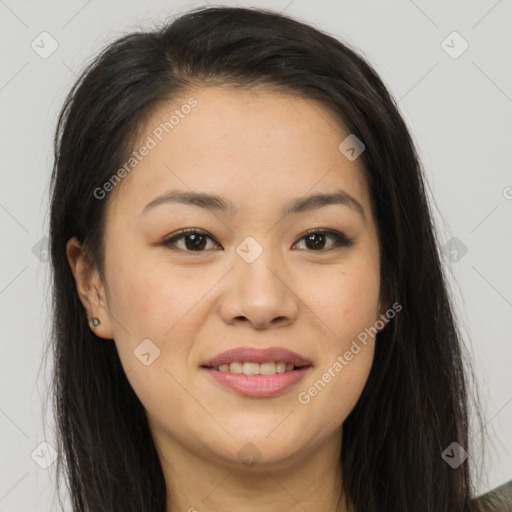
[208,361,305,375]
[200,346,313,397]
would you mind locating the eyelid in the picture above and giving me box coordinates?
[163,228,222,250]
[161,227,354,251]
[293,228,355,250]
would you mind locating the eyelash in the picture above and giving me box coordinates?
[161,228,354,253]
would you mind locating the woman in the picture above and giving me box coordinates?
[47,5,504,511]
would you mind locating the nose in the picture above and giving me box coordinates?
[218,250,299,330]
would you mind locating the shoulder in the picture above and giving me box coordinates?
[472,479,512,511]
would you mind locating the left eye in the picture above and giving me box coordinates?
[162,228,354,252]
[293,229,354,251]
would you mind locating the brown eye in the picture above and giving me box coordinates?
[294,230,354,251]
[162,229,221,252]
[162,228,354,253]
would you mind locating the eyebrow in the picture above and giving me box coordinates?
[140,189,365,220]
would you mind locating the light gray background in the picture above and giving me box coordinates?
[1,0,511,510]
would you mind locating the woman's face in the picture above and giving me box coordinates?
[71,86,384,470]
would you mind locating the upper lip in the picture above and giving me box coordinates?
[201,347,312,368]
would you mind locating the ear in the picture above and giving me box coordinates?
[66,237,114,340]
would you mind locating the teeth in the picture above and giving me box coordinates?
[243,362,260,375]
[229,362,243,374]
[276,362,287,373]
[260,362,276,375]
[214,361,300,375]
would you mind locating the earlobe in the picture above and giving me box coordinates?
[65,237,114,340]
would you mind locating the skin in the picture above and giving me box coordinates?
[67,86,388,512]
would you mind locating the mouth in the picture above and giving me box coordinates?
[200,347,313,397]
[200,361,311,375]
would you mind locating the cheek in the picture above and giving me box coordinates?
[105,254,208,339]
[103,258,204,420]
[297,342,375,442]
[103,254,219,394]
[302,259,380,344]
[292,259,379,429]
[295,276,378,437]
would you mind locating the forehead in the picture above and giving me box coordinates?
[106,86,371,220]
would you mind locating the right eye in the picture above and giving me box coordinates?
[161,228,222,252]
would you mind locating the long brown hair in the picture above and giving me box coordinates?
[47,6,487,511]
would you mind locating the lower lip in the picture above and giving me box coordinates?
[201,367,311,397]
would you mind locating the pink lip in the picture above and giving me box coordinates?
[200,346,312,398]
[201,347,312,367]
[202,366,311,397]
